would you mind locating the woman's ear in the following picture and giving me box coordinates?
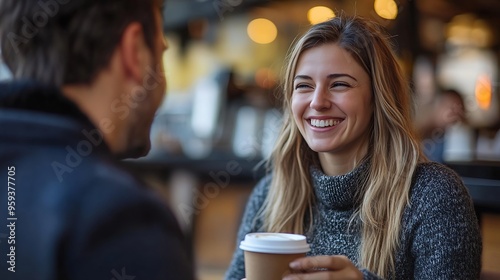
[118,22,149,84]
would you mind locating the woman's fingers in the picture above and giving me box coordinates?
[284,255,362,280]
[289,255,351,271]
[284,270,336,280]
[284,270,360,280]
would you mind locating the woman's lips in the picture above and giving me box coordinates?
[308,118,344,128]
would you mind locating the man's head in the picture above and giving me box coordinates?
[0,0,168,158]
[0,0,163,85]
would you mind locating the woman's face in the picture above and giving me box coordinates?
[291,43,373,161]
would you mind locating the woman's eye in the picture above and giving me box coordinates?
[331,82,350,89]
[295,84,312,90]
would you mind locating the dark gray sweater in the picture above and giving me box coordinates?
[225,162,482,279]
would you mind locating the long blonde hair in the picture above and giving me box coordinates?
[259,16,425,278]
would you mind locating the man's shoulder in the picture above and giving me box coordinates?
[8,146,173,227]
[62,157,172,220]
[81,161,168,211]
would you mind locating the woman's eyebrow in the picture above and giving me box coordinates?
[327,73,357,81]
[293,75,312,81]
[293,74,358,81]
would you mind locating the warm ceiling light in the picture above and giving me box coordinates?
[247,18,278,44]
[307,6,335,25]
[475,74,492,110]
[374,0,398,20]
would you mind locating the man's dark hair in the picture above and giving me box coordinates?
[0,0,163,86]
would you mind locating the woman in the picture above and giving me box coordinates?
[225,16,481,280]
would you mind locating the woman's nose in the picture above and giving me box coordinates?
[310,88,331,111]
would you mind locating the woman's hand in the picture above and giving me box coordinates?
[283,255,363,280]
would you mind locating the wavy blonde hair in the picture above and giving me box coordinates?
[259,16,425,278]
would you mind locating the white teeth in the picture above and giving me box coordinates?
[310,119,341,128]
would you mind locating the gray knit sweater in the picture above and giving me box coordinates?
[225,162,482,279]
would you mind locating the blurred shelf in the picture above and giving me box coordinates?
[447,161,500,180]
[447,161,500,215]
[122,149,266,183]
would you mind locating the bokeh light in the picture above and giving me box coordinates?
[374,0,398,20]
[307,6,335,25]
[247,18,278,44]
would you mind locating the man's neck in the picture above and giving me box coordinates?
[62,80,125,155]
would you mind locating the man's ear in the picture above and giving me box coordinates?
[119,22,149,84]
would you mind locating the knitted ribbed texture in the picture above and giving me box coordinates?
[225,162,482,280]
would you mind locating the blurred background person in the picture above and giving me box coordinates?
[415,88,467,163]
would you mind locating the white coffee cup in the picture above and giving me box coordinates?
[240,233,311,280]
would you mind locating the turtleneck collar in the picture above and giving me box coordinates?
[310,159,369,210]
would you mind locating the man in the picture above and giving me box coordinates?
[0,0,194,279]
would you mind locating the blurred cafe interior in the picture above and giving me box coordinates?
[1,0,499,278]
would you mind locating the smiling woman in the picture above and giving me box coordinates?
[225,15,482,280]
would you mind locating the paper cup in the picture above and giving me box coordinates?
[240,233,310,280]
